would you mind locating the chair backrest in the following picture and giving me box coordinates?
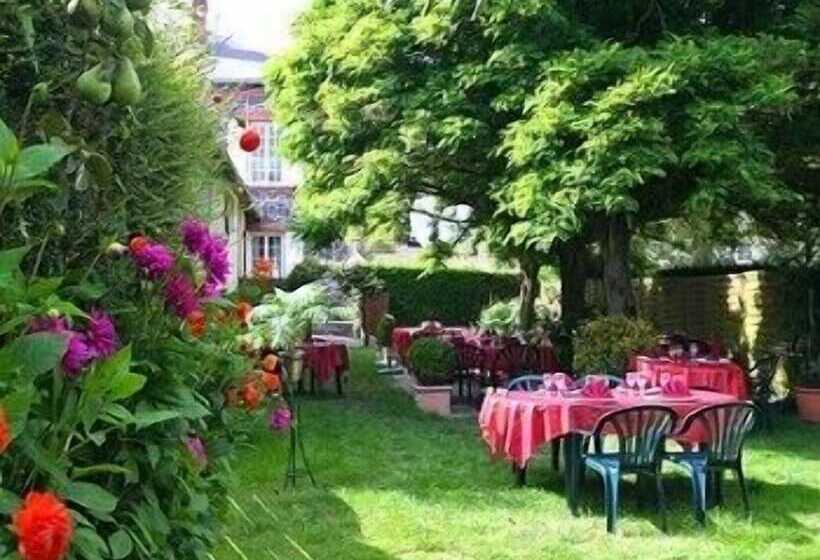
[457,344,485,371]
[506,375,544,391]
[573,374,624,390]
[494,343,526,373]
[592,406,678,468]
[678,403,757,464]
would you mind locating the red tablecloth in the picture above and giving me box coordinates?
[635,356,748,399]
[302,343,350,383]
[391,326,471,360]
[479,388,739,467]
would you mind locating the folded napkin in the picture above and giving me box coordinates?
[542,373,571,392]
[581,376,613,398]
[662,377,691,397]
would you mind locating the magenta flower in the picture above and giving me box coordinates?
[269,407,292,432]
[62,332,94,378]
[86,309,119,358]
[164,273,200,318]
[181,218,230,297]
[181,218,211,255]
[132,243,175,279]
[185,436,208,468]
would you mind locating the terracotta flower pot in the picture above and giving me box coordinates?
[795,386,820,423]
[414,385,452,416]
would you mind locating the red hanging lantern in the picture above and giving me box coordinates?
[239,128,261,152]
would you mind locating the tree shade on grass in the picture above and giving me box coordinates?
[216,349,820,560]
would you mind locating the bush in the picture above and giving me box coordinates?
[573,316,659,375]
[408,337,457,386]
[478,299,520,336]
[375,314,396,348]
[364,266,519,325]
[279,257,332,291]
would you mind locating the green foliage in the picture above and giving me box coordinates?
[279,257,332,292]
[407,337,457,386]
[366,266,519,326]
[374,313,396,349]
[573,315,658,376]
[478,299,520,337]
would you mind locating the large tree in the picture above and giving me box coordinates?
[267,0,592,328]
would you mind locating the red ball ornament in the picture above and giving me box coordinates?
[239,128,261,152]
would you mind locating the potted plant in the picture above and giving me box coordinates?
[375,313,402,374]
[794,356,820,423]
[408,337,457,416]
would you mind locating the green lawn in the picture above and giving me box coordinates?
[216,349,820,560]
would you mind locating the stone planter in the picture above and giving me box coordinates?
[795,386,820,423]
[413,384,452,416]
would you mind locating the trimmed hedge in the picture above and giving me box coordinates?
[369,266,519,326]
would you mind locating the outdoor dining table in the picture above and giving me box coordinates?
[301,341,350,395]
[478,387,740,512]
[635,356,748,399]
[391,326,470,361]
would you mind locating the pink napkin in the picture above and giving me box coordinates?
[543,373,571,392]
[581,376,613,398]
[662,377,691,397]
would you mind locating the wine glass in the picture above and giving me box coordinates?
[636,375,649,397]
[625,372,639,395]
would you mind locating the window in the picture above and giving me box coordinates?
[251,235,283,278]
[246,123,283,185]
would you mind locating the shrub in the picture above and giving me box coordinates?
[280,257,332,291]
[478,299,520,336]
[408,337,457,386]
[573,316,659,375]
[364,266,519,325]
[375,314,396,348]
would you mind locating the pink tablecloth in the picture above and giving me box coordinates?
[479,388,739,467]
[392,326,470,361]
[302,343,350,383]
[635,356,748,399]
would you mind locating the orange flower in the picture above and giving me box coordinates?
[242,383,262,410]
[236,301,253,324]
[128,236,149,254]
[186,310,207,337]
[261,372,281,393]
[13,492,73,560]
[261,353,279,373]
[0,407,12,453]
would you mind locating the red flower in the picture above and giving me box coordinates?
[0,407,12,453]
[239,128,261,152]
[242,383,262,410]
[186,310,207,337]
[128,236,149,254]
[236,301,253,324]
[261,372,281,394]
[261,353,279,373]
[13,492,73,560]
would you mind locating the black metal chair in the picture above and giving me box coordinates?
[665,402,758,525]
[579,406,678,533]
[490,343,527,387]
[456,344,485,401]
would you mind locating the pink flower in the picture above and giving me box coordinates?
[181,219,211,255]
[132,243,175,279]
[181,218,230,297]
[62,333,94,378]
[86,310,119,358]
[269,407,292,432]
[185,436,207,468]
[164,274,200,318]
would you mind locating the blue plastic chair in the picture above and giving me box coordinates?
[579,405,678,533]
[506,375,544,391]
[665,403,758,525]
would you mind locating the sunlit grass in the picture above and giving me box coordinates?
[216,349,820,560]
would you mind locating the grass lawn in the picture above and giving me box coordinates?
[216,349,820,560]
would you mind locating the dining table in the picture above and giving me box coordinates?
[301,340,350,395]
[478,387,740,511]
[635,356,748,399]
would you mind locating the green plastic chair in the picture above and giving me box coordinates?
[665,402,758,525]
[580,405,678,534]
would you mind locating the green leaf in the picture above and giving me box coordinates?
[27,277,63,300]
[72,527,110,560]
[66,482,119,514]
[0,332,68,377]
[2,178,58,204]
[13,143,73,181]
[1,384,36,437]
[0,488,22,515]
[0,246,28,279]
[0,117,18,164]
[84,346,132,399]
[109,372,147,401]
[108,529,133,560]
[132,409,181,430]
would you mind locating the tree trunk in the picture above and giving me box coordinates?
[557,238,588,333]
[601,215,637,316]
[518,254,541,331]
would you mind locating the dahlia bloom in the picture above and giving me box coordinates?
[181,218,230,297]
[185,436,208,468]
[164,274,200,318]
[0,407,12,453]
[13,491,74,560]
[132,243,175,279]
[269,407,292,432]
[28,316,69,334]
[242,383,262,410]
[86,310,119,358]
[186,310,207,337]
[62,333,94,378]
[261,372,281,393]
[236,301,253,324]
